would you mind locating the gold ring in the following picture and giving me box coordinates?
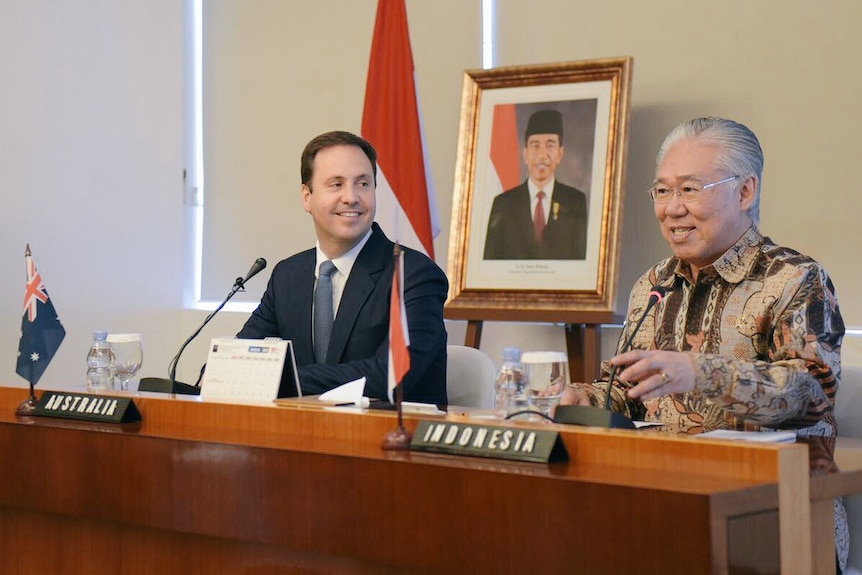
[660,372,670,385]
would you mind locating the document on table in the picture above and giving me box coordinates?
[318,377,444,414]
[319,377,369,407]
[633,421,664,429]
[694,429,797,443]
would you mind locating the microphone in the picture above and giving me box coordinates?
[603,286,667,411]
[139,257,268,395]
[235,257,267,289]
[554,285,668,429]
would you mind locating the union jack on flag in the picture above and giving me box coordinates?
[17,245,65,385]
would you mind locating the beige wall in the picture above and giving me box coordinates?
[461,0,862,366]
[201,0,481,303]
[495,0,862,327]
[1,1,859,388]
[199,0,862,375]
[0,0,185,389]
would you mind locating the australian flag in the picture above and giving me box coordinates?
[17,245,65,385]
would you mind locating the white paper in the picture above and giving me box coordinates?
[634,421,664,429]
[317,378,444,414]
[694,429,797,443]
[402,402,446,415]
[318,377,369,407]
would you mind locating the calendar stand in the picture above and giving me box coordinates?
[200,338,289,402]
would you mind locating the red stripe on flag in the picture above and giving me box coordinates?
[388,248,410,392]
[490,103,521,191]
[362,0,435,258]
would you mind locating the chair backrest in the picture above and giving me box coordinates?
[836,365,862,439]
[835,365,862,573]
[446,345,496,409]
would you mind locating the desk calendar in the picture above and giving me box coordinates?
[201,337,289,402]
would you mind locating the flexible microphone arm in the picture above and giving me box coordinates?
[168,257,267,386]
[603,286,668,410]
[553,285,668,429]
[139,258,267,395]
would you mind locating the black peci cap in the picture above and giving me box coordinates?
[525,110,563,144]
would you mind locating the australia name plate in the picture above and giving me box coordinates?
[33,391,141,424]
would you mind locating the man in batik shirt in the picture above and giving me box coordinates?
[561,116,847,569]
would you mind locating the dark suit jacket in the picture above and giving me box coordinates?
[237,223,448,405]
[483,180,587,260]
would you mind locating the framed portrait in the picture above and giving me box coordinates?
[445,57,632,324]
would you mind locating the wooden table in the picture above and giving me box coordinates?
[0,385,858,574]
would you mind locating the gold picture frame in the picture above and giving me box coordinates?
[445,57,632,324]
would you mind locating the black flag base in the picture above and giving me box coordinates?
[16,396,38,416]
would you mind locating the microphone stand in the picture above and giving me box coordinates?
[139,273,257,396]
[552,381,637,429]
[554,287,668,429]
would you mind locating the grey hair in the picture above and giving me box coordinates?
[656,117,764,226]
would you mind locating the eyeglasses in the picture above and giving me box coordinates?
[648,175,739,203]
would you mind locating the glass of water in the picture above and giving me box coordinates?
[521,351,569,419]
[107,333,143,391]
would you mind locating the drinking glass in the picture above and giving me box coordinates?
[107,333,143,391]
[521,351,569,419]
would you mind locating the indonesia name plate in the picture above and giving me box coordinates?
[410,420,567,463]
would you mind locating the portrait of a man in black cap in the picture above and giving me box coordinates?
[483,109,587,260]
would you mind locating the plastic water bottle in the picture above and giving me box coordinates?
[86,330,115,391]
[495,347,524,418]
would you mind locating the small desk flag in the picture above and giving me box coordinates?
[17,245,65,385]
[387,245,410,402]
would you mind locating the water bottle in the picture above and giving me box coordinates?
[495,347,524,418]
[86,330,115,391]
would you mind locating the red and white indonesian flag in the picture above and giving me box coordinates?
[387,247,410,401]
[488,103,522,202]
[362,0,440,259]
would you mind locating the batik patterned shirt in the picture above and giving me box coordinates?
[589,226,848,569]
[595,226,844,436]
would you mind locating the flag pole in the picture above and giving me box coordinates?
[16,366,39,416]
[380,365,410,450]
[16,245,39,415]
[382,243,412,450]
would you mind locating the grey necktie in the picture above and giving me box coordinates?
[313,260,337,364]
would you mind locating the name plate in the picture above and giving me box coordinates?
[410,420,567,463]
[33,391,141,424]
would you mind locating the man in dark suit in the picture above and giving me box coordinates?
[483,109,588,260]
[237,131,448,405]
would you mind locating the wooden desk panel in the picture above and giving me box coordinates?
[0,385,834,574]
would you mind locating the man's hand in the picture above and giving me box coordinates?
[559,382,592,406]
[611,350,697,401]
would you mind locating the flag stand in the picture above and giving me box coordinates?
[381,378,411,450]
[16,391,38,416]
[16,364,38,416]
[16,244,65,414]
[381,243,412,450]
